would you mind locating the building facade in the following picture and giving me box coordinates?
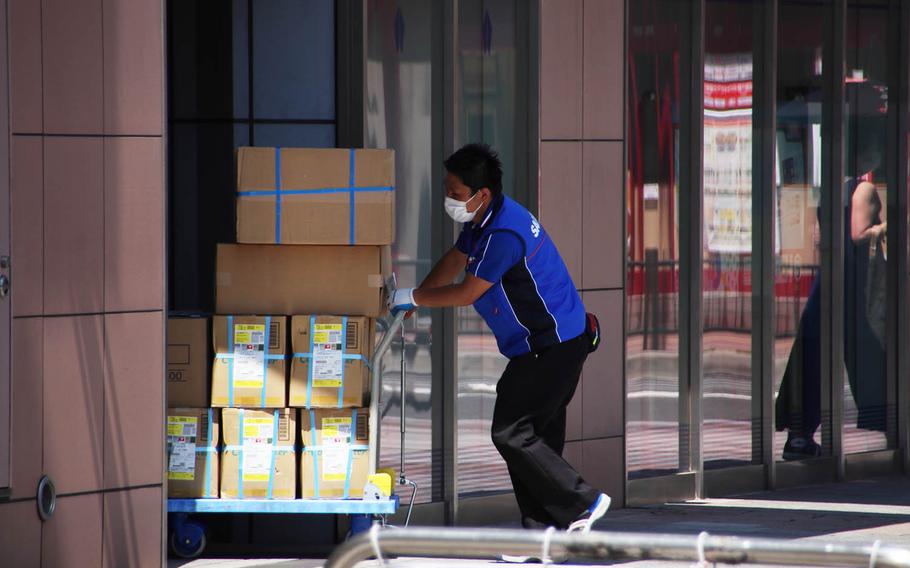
[0,0,905,564]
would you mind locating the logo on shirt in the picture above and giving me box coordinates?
[530,214,541,238]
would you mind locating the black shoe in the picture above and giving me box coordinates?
[567,493,611,533]
[783,437,821,461]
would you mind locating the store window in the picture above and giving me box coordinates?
[626,0,692,479]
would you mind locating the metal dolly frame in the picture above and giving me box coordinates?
[167,312,411,558]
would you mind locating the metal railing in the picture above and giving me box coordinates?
[326,526,910,568]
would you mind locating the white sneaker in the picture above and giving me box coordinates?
[566,493,611,533]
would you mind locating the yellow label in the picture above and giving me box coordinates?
[167,416,197,437]
[313,323,343,344]
[322,417,352,441]
[234,324,265,345]
[243,473,270,482]
[243,417,274,440]
[314,378,343,388]
[168,471,195,481]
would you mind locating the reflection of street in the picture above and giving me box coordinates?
[627,332,889,477]
[376,332,513,504]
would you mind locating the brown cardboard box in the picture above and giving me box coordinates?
[289,316,374,408]
[167,408,219,498]
[221,408,296,499]
[167,317,209,407]
[215,244,390,317]
[300,408,370,499]
[212,316,288,408]
[236,147,395,245]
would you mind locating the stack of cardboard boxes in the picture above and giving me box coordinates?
[166,147,394,500]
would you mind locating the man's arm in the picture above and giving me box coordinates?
[419,246,468,289]
[414,273,493,307]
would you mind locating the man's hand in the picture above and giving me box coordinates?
[387,287,418,315]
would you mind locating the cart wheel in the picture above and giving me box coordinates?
[169,520,206,559]
[349,513,373,536]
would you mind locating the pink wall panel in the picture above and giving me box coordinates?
[10,136,43,317]
[103,312,163,489]
[8,0,42,133]
[539,142,583,284]
[42,493,104,568]
[43,315,104,495]
[0,500,42,565]
[581,437,624,507]
[540,0,583,139]
[103,0,163,134]
[582,142,624,290]
[104,137,164,311]
[582,0,625,140]
[42,0,104,134]
[43,137,104,315]
[11,318,43,499]
[582,290,623,439]
[103,487,162,568]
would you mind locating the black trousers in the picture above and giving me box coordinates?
[491,333,599,529]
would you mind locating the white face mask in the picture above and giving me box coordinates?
[444,192,482,223]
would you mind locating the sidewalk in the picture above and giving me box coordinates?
[170,476,910,567]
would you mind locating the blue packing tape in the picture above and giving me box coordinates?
[349,149,356,245]
[261,316,272,406]
[227,316,234,406]
[344,409,357,498]
[237,409,245,499]
[310,410,319,498]
[275,147,282,243]
[236,148,393,245]
[306,316,316,408]
[339,316,348,408]
[267,409,279,499]
[204,408,213,497]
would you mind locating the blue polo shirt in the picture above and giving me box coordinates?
[456,195,586,358]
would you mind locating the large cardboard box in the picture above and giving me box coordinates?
[236,147,395,245]
[221,408,296,499]
[167,408,219,498]
[289,316,374,408]
[212,316,288,408]
[300,408,370,499]
[215,244,390,317]
[167,317,209,407]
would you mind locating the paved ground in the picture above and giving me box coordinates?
[170,476,910,568]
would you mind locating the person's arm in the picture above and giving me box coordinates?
[413,273,493,307]
[419,246,467,289]
[851,182,886,242]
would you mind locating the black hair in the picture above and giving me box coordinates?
[443,143,503,197]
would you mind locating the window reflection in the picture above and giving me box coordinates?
[626,0,690,478]
[842,0,892,452]
[702,1,759,470]
[774,0,829,462]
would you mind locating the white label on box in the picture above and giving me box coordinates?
[167,416,198,481]
[322,446,349,482]
[312,323,344,387]
[242,416,274,482]
[233,324,266,389]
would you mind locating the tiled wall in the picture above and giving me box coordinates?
[3,0,165,564]
[538,0,626,505]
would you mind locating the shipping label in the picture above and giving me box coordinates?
[233,324,266,389]
[312,323,344,387]
[322,446,349,481]
[242,416,274,482]
[167,416,198,481]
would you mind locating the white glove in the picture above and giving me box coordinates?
[387,287,418,315]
